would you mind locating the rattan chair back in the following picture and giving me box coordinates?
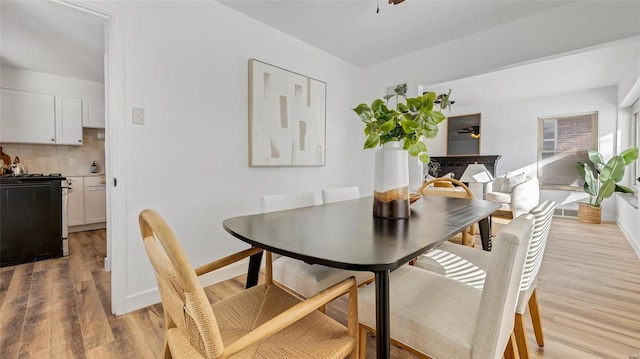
[418,177,474,199]
[140,209,224,359]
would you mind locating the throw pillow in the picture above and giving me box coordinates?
[500,172,526,193]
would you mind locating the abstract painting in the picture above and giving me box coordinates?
[248,59,326,166]
[447,113,481,155]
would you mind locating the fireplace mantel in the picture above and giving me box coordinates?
[426,155,502,180]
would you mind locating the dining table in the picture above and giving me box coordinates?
[223,195,500,359]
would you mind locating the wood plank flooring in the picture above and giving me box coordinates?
[0,218,638,358]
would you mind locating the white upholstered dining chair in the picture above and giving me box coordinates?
[322,186,360,204]
[357,213,535,359]
[415,200,556,359]
[261,192,374,299]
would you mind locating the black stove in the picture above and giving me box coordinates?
[1,173,66,267]
[0,173,66,183]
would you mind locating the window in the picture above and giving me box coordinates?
[537,112,597,188]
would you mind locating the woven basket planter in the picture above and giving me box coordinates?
[577,202,602,224]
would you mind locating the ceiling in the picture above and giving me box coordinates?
[0,0,106,83]
[219,0,639,105]
[218,0,572,68]
[1,0,637,103]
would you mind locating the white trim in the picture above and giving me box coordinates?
[69,222,106,233]
[616,215,640,259]
[54,0,128,315]
[125,259,251,313]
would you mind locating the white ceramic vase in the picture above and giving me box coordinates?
[373,141,410,219]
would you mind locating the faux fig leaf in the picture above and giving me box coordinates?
[419,153,431,163]
[363,134,379,149]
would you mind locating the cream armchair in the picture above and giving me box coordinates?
[486,175,540,218]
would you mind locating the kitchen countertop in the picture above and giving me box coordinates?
[65,173,105,177]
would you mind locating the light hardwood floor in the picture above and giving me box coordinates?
[1,218,639,358]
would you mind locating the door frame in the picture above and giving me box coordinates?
[53,0,128,315]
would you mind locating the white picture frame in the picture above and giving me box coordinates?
[248,59,326,167]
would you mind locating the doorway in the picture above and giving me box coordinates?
[50,0,127,315]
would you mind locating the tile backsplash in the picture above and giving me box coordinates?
[1,128,105,175]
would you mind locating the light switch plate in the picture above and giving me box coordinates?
[132,107,145,125]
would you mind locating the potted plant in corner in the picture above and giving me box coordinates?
[576,147,639,224]
[353,88,449,219]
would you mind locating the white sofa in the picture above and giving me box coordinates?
[486,175,540,218]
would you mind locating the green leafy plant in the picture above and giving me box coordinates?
[352,90,449,163]
[576,147,639,207]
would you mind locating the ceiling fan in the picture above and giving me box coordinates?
[458,126,480,139]
[377,0,406,13]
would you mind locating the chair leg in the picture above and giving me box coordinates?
[528,289,545,347]
[460,228,473,246]
[504,332,517,359]
[358,324,368,359]
[163,313,175,358]
[514,313,530,359]
[162,339,171,359]
[318,304,326,314]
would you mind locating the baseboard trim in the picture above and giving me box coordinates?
[617,216,640,259]
[125,258,251,313]
[69,222,106,233]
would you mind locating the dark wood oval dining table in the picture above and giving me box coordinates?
[223,196,500,359]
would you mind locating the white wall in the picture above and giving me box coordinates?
[99,1,364,312]
[423,87,619,220]
[357,1,640,195]
[616,44,640,256]
[618,45,640,107]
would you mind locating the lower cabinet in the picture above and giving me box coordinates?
[67,175,106,229]
[84,176,107,224]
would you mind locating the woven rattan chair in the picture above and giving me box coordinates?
[139,209,359,359]
[261,192,374,300]
[358,214,535,359]
[414,201,556,359]
[417,177,476,246]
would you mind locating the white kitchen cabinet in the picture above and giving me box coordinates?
[0,88,83,145]
[55,96,83,145]
[68,175,106,230]
[0,88,56,144]
[82,100,105,129]
[84,176,106,224]
[67,177,85,226]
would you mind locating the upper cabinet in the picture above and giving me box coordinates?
[0,88,85,145]
[82,100,105,129]
[55,96,83,145]
[1,88,56,144]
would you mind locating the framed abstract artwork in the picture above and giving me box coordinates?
[446,113,481,155]
[248,59,326,166]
